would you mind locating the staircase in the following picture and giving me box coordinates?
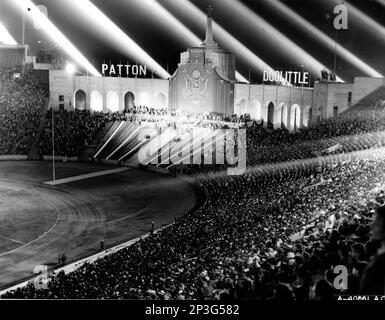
[346,86,385,113]
[81,121,117,160]
[92,121,142,162]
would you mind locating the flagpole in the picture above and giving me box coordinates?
[333,30,338,76]
[52,106,55,182]
[22,8,26,45]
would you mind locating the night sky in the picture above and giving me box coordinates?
[1,0,385,83]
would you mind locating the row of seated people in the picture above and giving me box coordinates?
[166,99,385,176]
[38,110,126,157]
[123,106,245,123]
[37,108,247,157]
[3,152,385,299]
[37,96,385,162]
[0,68,47,155]
[2,65,385,161]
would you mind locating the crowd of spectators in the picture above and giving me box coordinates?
[0,68,47,155]
[38,110,126,157]
[3,150,385,299]
[2,72,385,300]
[36,106,246,158]
[168,98,385,176]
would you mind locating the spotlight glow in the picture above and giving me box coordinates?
[266,0,382,78]
[376,0,385,7]
[65,63,76,74]
[162,0,290,85]
[0,21,17,45]
[219,0,344,82]
[10,0,100,77]
[339,0,385,40]
[66,0,170,79]
[138,0,249,83]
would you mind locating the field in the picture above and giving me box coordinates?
[0,161,196,288]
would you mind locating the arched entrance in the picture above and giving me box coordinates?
[238,99,247,116]
[124,91,135,111]
[248,100,262,120]
[74,89,86,111]
[107,91,119,113]
[155,93,166,108]
[281,103,288,129]
[290,104,301,131]
[276,103,288,129]
[303,105,312,128]
[138,92,150,106]
[90,90,103,112]
[267,102,274,129]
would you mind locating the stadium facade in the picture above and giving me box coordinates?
[44,10,384,131]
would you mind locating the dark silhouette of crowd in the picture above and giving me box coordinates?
[169,97,385,176]
[0,68,47,155]
[3,151,385,299]
[38,110,125,157]
[2,68,385,300]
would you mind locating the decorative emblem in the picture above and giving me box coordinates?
[183,68,209,104]
[192,69,201,79]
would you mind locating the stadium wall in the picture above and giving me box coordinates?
[49,70,169,113]
[312,82,353,121]
[0,45,27,69]
[353,77,385,105]
[49,70,383,131]
[234,83,314,130]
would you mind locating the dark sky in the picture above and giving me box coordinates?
[1,0,385,83]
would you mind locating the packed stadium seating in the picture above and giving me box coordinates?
[0,68,47,155]
[38,110,121,158]
[3,151,385,299]
[1,67,385,299]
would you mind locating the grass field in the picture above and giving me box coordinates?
[0,161,196,288]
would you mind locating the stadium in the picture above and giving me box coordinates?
[1,0,385,302]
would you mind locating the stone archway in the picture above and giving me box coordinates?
[237,99,247,116]
[277,103,288,129]
[154,93,166,108]
[290,104,301,131]
[90,90,103,112]
[107,91,119,113]
[74,89,86,111]
[138,92,150,106]
[124,91,135,111]
[267,101,274,129]
[248,100,262,120]
[303,105,312,128]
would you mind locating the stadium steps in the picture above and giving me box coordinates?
[81,121,117,160]
[26,69,49,90]
[92,121,144,161]
[344,86,385,114]
[81,121,114,159]
[96,122,137,160]
[27,96,50,160]
[104,124,158,162]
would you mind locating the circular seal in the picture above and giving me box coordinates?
[192,69,201,79]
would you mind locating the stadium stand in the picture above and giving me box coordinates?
[2,151,385,299]
[0,67,47,155]
[2,69,385,299]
